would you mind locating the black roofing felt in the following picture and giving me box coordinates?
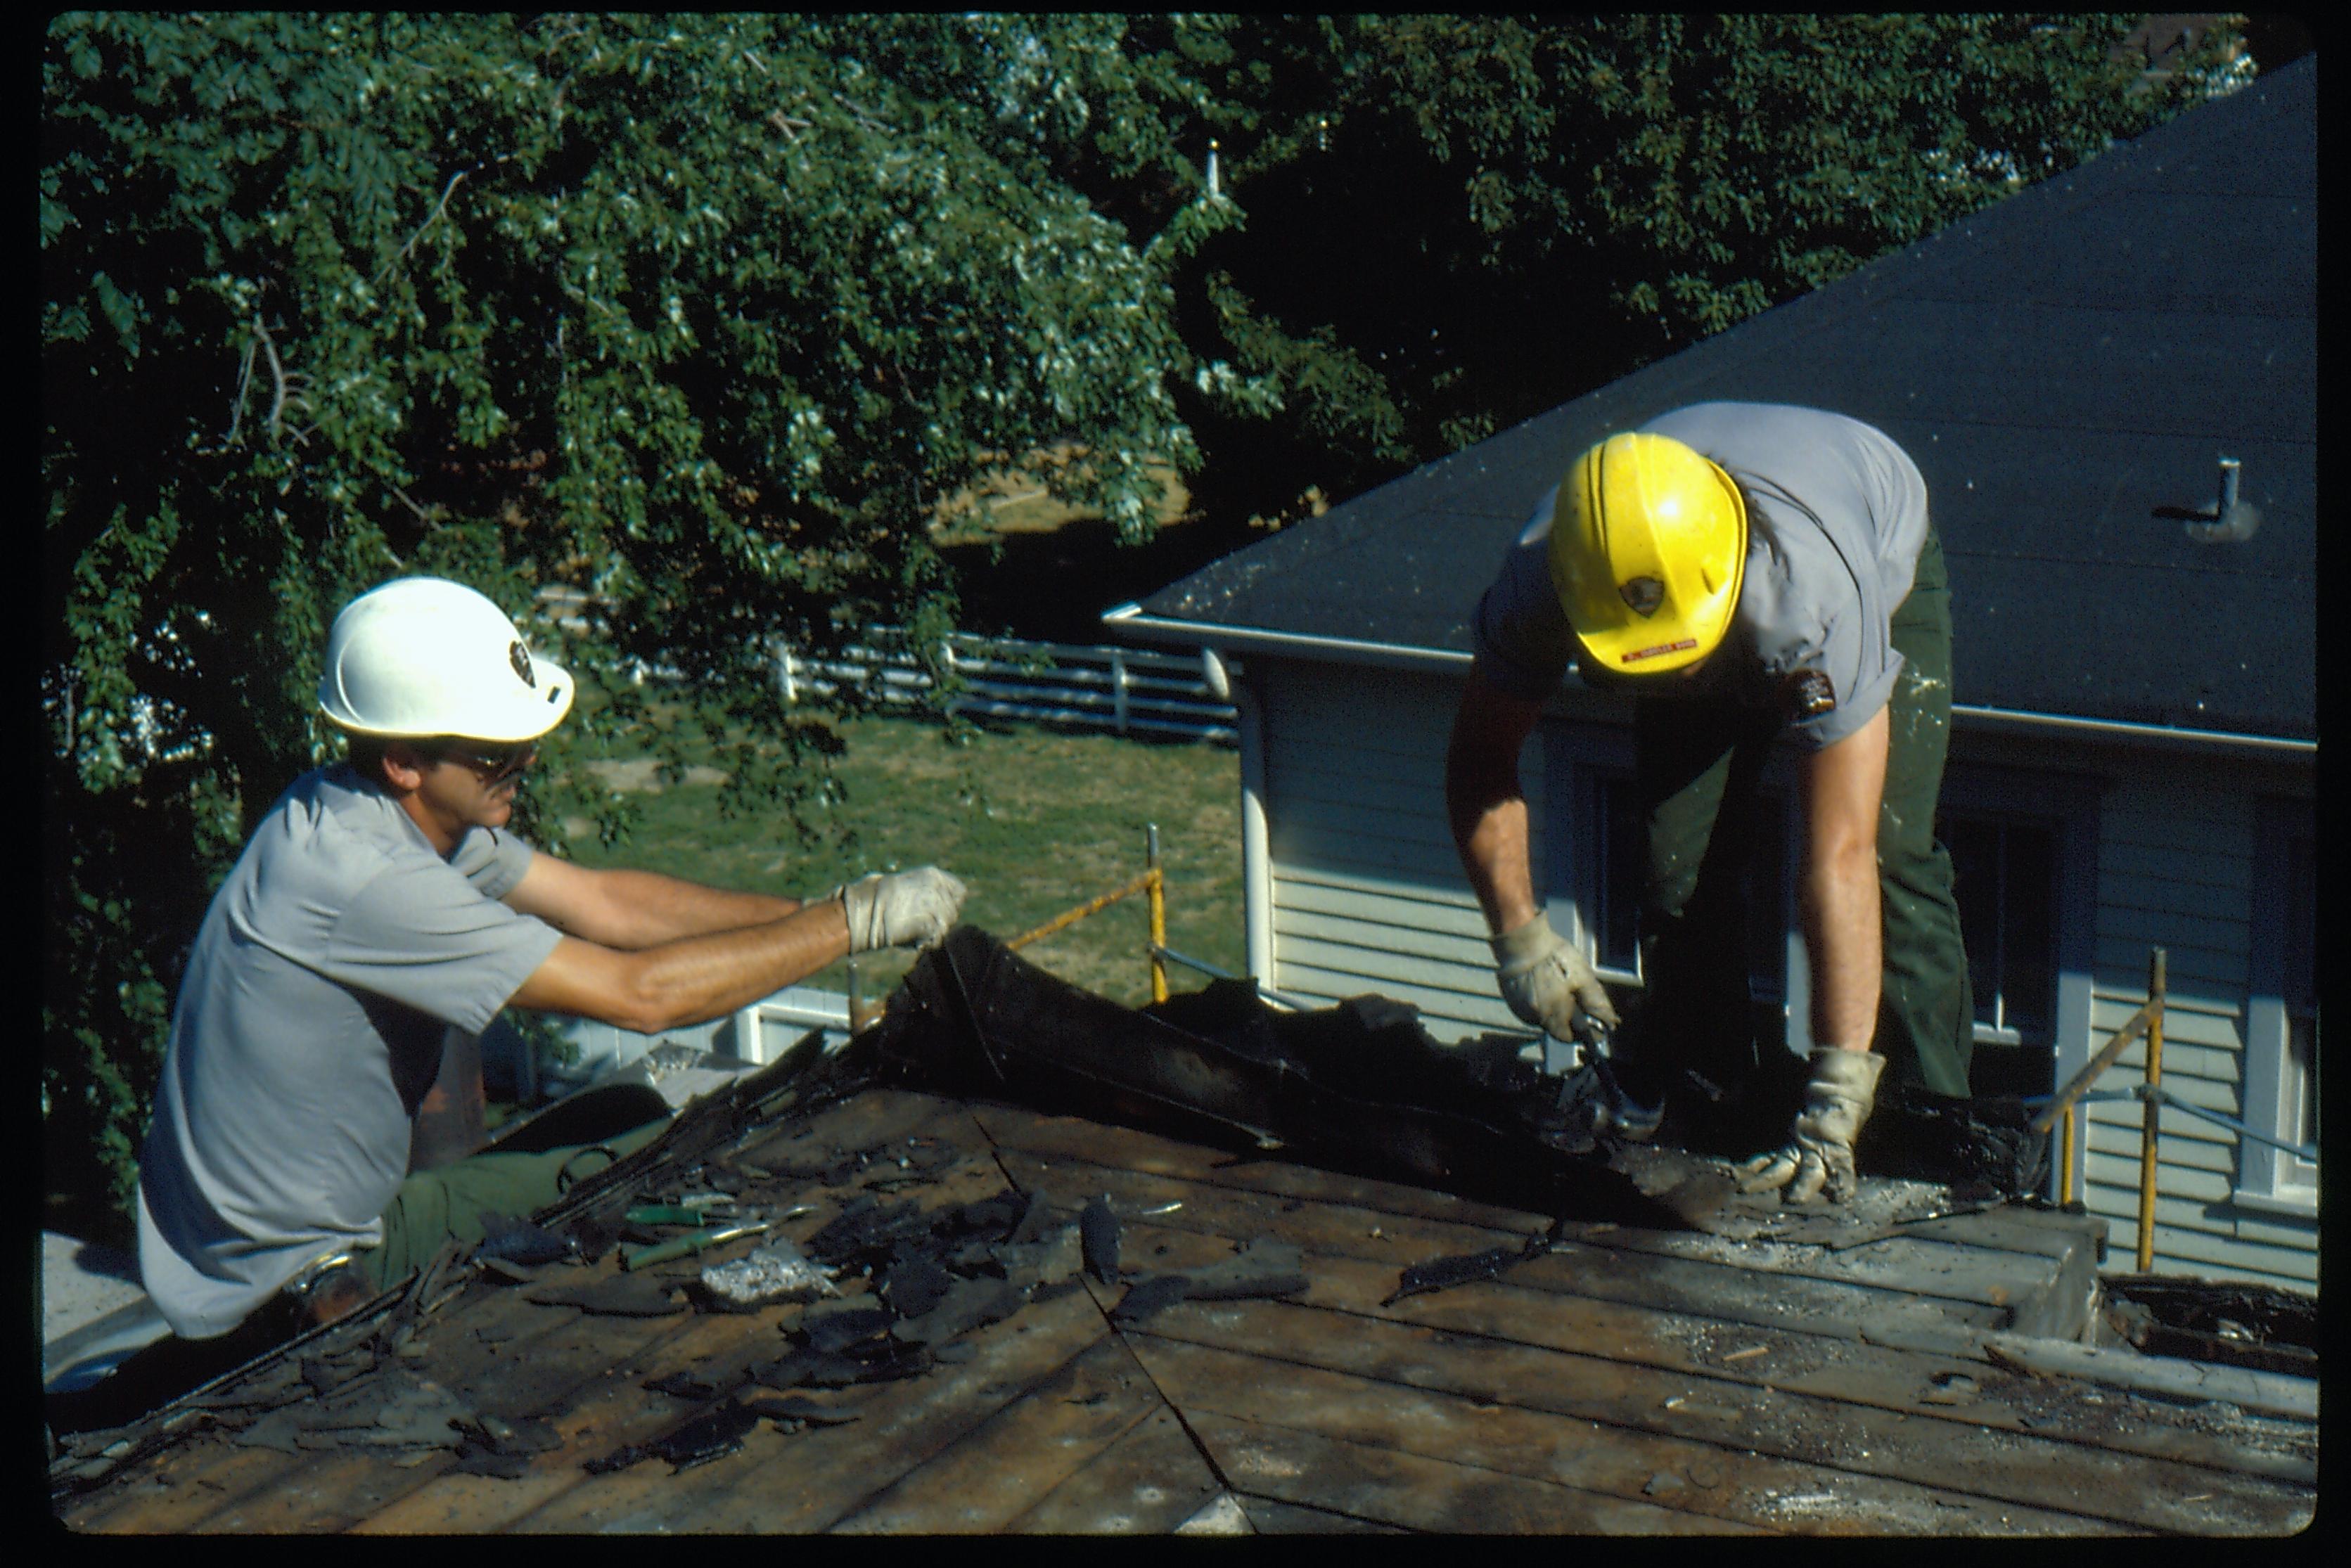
[1136,58,2316,741]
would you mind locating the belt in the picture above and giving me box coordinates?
[278,1248,374,1328]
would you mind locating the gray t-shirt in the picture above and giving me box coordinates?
[1472,402,1930,748]
[136,764,563,1338]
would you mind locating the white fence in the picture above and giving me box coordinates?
[532,589,1236,745]
[776,633,1238,745]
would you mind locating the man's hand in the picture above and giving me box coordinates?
[838,868,968,953]
[1492,913,1620,1043]
[1738,1047,1886,1204]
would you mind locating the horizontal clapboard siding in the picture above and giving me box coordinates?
[2096,840,2253,894]
[1279,869,1488,927]
[1261,665,1535,1043]
[1275,961,1526,1040]
[2075,1175,2319,1287]
[1276,907,1494,971]
[2075,770,2309,1292]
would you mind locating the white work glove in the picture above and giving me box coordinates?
[1738,1048,1887,1205]
[835,867,968,954]
[1492,913,1620,1045]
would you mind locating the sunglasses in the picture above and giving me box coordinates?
[427,739,539,785]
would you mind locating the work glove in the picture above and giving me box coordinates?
[1492,913,1620,1046]
[836,867,968,954]
[1738,1047,1887,1205]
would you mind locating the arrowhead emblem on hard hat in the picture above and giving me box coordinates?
[509,640,535,688]
[1619,577,1665,617]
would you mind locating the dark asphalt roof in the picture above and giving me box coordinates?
[1135,58,2315,743]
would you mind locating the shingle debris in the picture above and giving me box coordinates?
[1080,1196,1122,1285]
[1381,1227,1557,1307]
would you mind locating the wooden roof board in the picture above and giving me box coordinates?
[56,1083,2316,1536]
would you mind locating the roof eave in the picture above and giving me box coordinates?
[1103,605,2316,759]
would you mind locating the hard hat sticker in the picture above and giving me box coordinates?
[510,640,535,688]
[1619,577,1665,617]
[1622,638,1698,664]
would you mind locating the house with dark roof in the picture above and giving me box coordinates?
[1108,58,2315,1292]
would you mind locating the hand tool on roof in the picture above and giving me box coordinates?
[621,1218,771,1272]
[627,1202,737,1226]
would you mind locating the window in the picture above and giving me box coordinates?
[1941,814,2059,1046]
[1591,773,1644,976]
[1922,765,2098,1118]
[2283,831,2318,1188]
[2242,805,2317,1207]
[1585,771,1791,1005]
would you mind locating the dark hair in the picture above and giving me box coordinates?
[340,733,406,787]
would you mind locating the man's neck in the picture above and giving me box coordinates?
[397,791,464,856]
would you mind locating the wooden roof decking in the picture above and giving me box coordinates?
[57,1084,2314,1535]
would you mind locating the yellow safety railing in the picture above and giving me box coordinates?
[2032,947,2168,1271]
[842,825,1170,1031]
[1008,824,1169,1004]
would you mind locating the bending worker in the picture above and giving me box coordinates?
[1445,402,1972,1204]
[136,577,967,1347]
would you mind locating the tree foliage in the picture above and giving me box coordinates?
[42,13,2245,1236]
[1174,14,2248,468]
[40,13,1250,1229]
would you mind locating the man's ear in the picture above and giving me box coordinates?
[378,740,430,793]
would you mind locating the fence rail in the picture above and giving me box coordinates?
[536,589,1231,744]
[776,632,1238,745]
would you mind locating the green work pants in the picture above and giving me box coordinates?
[1617,526,1973,1105]
[357,1114,672,1289]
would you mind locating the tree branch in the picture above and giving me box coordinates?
[831,93,897,134]
[387,169,468,275]
[253,314,291,442]
[219,334,259,449]
[388,482,444,527]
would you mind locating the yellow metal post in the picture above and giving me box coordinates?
[2135,948,2167,1272]
[2060,1102,2077,1206]
[1146,823,1168,1004]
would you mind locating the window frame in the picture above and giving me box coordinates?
[1939,812,2063,1048]
[2238,796,2317,1213]
[1541,720,1639,985]
[1542,719,1797,1009]
[1830,760,2101,1114]
[1544,730,2102,1131]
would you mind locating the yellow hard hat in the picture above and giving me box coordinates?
[1548,432,1747,675]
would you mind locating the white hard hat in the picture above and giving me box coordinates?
[317,577,574,741]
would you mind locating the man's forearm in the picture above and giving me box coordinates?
[624,899,850,1032]
[589,867,804,949]
[1802,845,1881,1051]
[1446,669,1545,935]
[1453,792,1539,935]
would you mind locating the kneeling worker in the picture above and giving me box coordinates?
[1446,404,1973,1204]
[136,577,967,1347]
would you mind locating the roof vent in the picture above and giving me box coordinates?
[2181,457,2261,544]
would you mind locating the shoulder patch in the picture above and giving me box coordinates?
[1783,668,1836,721]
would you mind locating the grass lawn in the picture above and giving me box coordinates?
[549,708,1246,1012]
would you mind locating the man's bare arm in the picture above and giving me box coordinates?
[1445,662,1546,935]
[1796,702,1890,1053]
[508,901,852,1036]
[505,852,805,951]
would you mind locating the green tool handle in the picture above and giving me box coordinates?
[621,1221,767,1271]
[626,1204,726,1226]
